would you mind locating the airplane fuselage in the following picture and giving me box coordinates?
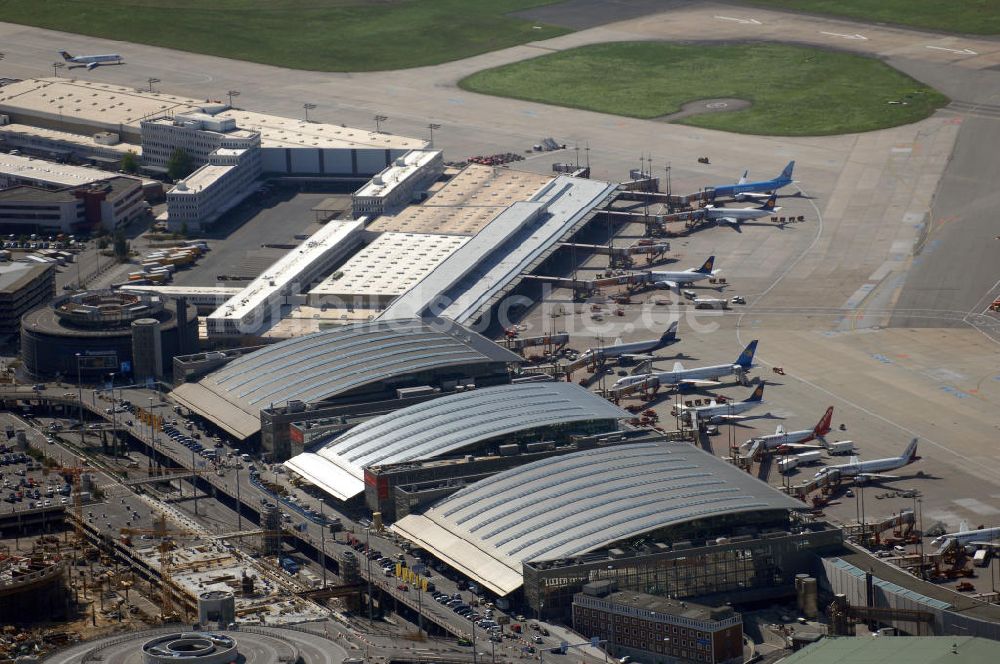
[703,205,776,222]
[614,363,739,389]
[712,177,791,199]
[683,398,760,423]
[752,429,816,451]
[648,269,712,285]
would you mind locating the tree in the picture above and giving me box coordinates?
[113,229,129,261]
[121,150,139,174]
[167,148,194,181]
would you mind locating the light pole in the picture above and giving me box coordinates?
[75,354,84,446]
[428,123,440,148]
[226,90,240,108]
[319,500,327,589]
[108,372,118,457]
[147,77,160,93]
[235,466,242,531]
[303,103,317,122]
[53,62,65,78]
[374,114,388,133]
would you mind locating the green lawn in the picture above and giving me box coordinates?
[459,43,949,136]
[0,0,568,72]
[742,0,1000,35]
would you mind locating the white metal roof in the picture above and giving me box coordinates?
[307,232,468,302]
[173,317,521,439]
[0,152,120,187]
[206,219,364,328]
[354,150,441,198]
[283,383,629,501]
[392,440,803,596]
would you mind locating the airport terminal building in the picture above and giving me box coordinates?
[392,440,842,618]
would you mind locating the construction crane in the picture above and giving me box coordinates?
[40,465,88,550]
[120,515,205,622]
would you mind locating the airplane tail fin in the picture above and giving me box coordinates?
[814,407,834,437]
[743,382,765,402]
[759,194,778,211]
[695,255,716,274]
[59,51,73,61]
[779,160,795,181]
[735,340,758,369]
[659,320,679,345]
[903,438,919,462]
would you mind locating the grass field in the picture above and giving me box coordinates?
[0,0,568,72]
[743,0,1000,35]
[459,43,949,136]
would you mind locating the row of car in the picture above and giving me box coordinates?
[164,424,219,459]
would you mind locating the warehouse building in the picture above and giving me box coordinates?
[0,176,145,234]
[284,382,629,504]
[0,123,136,166]
[0,152,130,190]
[392,440,842,617]
[0,260,55,337]
[573,581,744,664]
[0,79,425,176]
[171,317,522,457]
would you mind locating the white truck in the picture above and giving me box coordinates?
[779,450,823,474]
[826,440,855,455]
[778,457,799,474]
[795,450,823,465]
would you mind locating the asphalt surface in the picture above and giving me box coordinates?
[169,191,337,287]
[0,0,999,643]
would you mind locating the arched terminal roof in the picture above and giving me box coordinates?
[284,382,629,501]
[392,440,803,595]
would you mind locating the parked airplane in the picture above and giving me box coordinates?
[931,525,1000,551]
[613,340,757,390]
[59,51,124,70]
[677,382,766,429]
[710,161,796,200]
[814,439,920,484]
[739,407,833,456]
[695,194,780,226]
[578,321,679,366]
[648,255,717,290]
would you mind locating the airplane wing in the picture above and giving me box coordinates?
[856,472,900,481]
[677,378,722,388]
[967,541,1000,549]
[86,62,99,70]
[737,170,749,185]
[718,217,740,225]
[656,280,679,292]
[672,361,685,372]
[775,424,786,435]
[714,414,749,422]
[848,455,860,465]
